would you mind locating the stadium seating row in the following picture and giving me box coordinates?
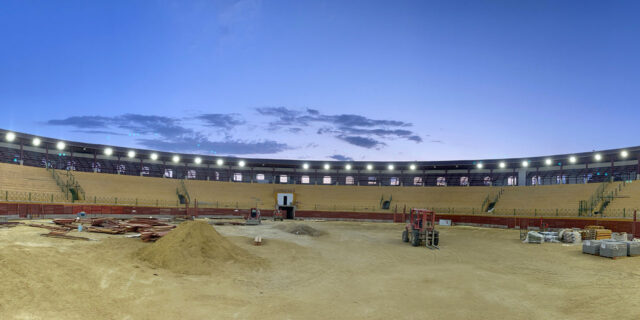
[2,163,640,217]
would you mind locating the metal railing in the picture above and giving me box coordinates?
[0,189,70,204]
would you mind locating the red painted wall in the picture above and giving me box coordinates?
[1,202,638,236]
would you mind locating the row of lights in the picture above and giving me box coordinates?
[302,163,413,171]
[2,132,633,169]
[476,151,630,169]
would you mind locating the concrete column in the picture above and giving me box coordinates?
[518,168,527,186]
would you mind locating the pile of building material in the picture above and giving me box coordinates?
[523,231,545,244]
[583,239,640,259]
[599,241,627,259]
[580,226,612,240]
[625,241,640,256]
[559,229,581,244]
[29,217,176,242]
[582,240,602,255]
[611,232,628,241]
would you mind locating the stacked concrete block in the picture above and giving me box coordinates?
[625,241,640,256]
[582,240,602,255]
[599,241,627,258]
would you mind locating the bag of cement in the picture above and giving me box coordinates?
[582,240,602,255]
[540,231,559,243]
[611,232,628,241]
[558,229,567,240]
[599,241,627,258]
[524,231,544,244]
[625,241,640,256]
[563,231,581,244]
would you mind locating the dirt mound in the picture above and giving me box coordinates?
[275,223,326,237]
[137,220,260,275]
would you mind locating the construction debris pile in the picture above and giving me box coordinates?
[22,217,177,242]
[137,220,260,275]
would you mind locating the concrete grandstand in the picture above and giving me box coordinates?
[2,129,640,232]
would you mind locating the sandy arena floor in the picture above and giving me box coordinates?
[1,219,640,320]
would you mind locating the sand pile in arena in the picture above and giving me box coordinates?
[275,223,326,236]
[137,220,259,275]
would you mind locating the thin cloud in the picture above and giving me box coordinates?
[337,135,385,149]
[47,113,290,155]
[329,154,353,161]
[257,107,422,147]
[197,113,246,130]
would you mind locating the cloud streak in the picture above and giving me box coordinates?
[47,113,290,155]
[257,107,421,149]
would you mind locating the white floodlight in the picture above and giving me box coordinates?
[238,160,246,167]
[594,153,602,161]
[476,163,483,169]
[127,150,136,158]
[194,157,202,164]
[621,150,629,158]
[32,137,41,146]
[499,162,506,168]
[545,158,552,166]
[569,156,577,164]
[150,153,158,160]
[522,160,529,167]
[409,164,416,171]
[388,164,394,171]
[56,141,65,150]
[5,132,15,142]
[302,163,309,169]
[104,147,113,156]
[324,164,330,170]
[366,164,373,171]
[345,164,352,170]
[216,159,224,166]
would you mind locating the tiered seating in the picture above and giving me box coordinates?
[0,163,68,202]
[185,180,276,209]
[603,181,640,217]
[73,171,180,206]
[493,184,600,216]
[387,186,495,213]
[293,185,492,213]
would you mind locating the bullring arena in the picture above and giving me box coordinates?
[2,130,640,319]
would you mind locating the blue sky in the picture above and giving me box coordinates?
[1,0,639,161]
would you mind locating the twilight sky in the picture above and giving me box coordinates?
[1,0,639,161]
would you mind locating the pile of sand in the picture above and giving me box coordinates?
[275,223,326,237]
[137,220,260,275]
